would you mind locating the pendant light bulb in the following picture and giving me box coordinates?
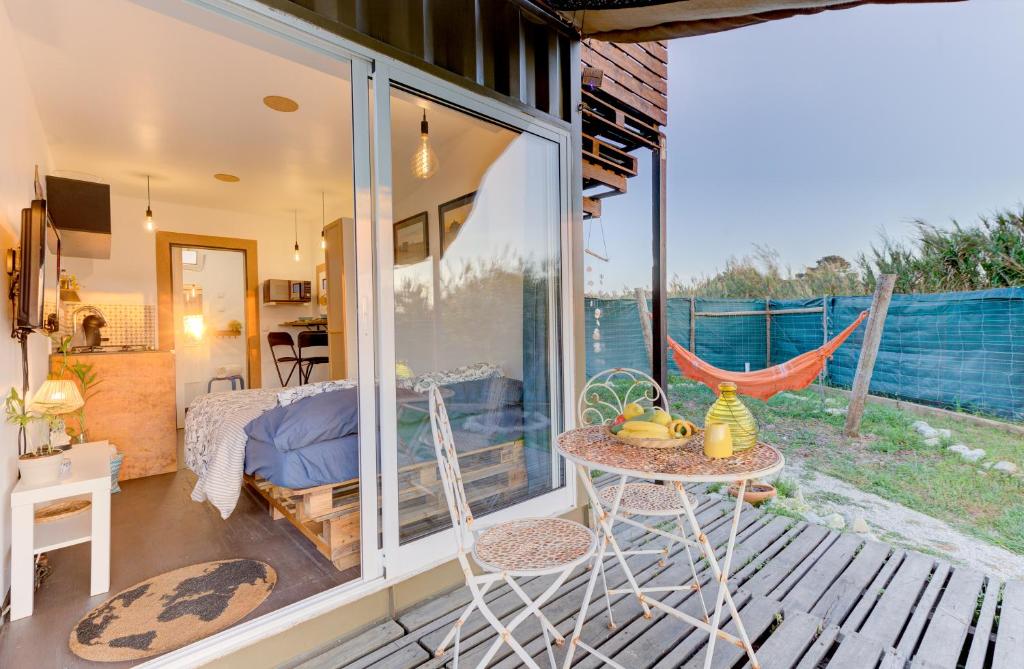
[144,175,155,232]
[293,210,300,262]
[411,109,439,180]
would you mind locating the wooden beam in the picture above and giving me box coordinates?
[844,274,897,437]
[583,160,627,193]
[582,196,601,219]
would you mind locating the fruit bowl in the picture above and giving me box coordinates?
[608,427,701,450]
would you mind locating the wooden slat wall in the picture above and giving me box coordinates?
[582,40,668,126]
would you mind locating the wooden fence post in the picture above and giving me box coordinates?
[635,287,653,369]
[689,296,696,351]
[844,275,897,436]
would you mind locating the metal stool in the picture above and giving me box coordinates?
[207,375,245,392]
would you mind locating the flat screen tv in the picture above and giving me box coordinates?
[16,199,61,332]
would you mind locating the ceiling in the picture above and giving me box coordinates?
[5,0,356,220]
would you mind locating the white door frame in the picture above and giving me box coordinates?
[370,60,579,580]
[136,0,580,665]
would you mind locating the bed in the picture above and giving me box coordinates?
[184,366,549,570]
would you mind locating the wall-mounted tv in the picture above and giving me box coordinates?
[16,199,61,332]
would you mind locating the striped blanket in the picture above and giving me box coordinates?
[185,388,279,518]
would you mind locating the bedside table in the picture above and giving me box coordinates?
[10,441,112,621]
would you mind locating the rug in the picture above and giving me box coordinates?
[69,559,276,662]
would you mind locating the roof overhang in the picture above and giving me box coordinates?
[548,0,964,42]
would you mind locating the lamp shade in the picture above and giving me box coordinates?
[30,379,84,415]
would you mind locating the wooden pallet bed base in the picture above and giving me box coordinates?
[244,438,528,571]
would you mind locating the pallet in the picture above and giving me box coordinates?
[245,439,527,571]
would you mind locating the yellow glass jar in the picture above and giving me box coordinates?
[705,382,757,451]
[703,421,733,459]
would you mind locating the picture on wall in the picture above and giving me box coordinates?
[394,211,429,266]
[438,191,475,256]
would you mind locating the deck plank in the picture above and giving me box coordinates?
[291,620,406,669]
[913,566,984,667]
[780,532,863,611]
[741,523,832,597]
[739,609,821,669]
[894,561,951,659]
[826,631,886,668]
[993,580,1024,669]
[856,552,936,647]
[681,596,781,669]
[964,576,1001,669]
[794,624,841,669]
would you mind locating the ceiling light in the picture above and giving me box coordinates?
[263,95,299,112]
[293,210,300,263]
[411,109,439,180]
[144,175,155,232]
[214,173,240,182]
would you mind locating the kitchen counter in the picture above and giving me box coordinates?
[50,351,177,480]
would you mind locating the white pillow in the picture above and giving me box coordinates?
[277,379,356,407]
[409,363,502,394]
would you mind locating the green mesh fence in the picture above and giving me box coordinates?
[584,288,1024,421]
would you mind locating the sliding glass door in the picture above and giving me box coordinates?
[371,65,574,576]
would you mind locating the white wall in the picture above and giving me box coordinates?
[62,194,332,390]
[0,3,53,602]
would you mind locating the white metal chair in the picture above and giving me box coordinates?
[428,385,598,669]
[577,368,709,627]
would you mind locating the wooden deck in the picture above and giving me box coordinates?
[287,484,1023,669]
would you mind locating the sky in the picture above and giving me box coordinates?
[591,0,1024,292]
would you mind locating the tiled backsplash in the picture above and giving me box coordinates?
[49,303,157,347]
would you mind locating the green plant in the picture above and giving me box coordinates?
[227,319,242,333]
[4,387,48,456]
[52,335,102,440]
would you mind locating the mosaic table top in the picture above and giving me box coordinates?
[557,425,784,483]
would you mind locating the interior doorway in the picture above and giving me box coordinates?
[155,232,261,427]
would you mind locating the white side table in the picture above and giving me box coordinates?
[10,440,112,621]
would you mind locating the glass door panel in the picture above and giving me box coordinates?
[385,86,564,545]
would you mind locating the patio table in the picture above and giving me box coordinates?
[557,425,784,669]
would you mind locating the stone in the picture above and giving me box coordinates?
[993,461,1019,475]
[851,516,871,534]
[825,407,847,416]
[935,428,952,439]
[924,437,940,447]
[912,421,939,439]
[823,513,846,530]
[962,448,986,463]
[982,462,994,469]
[948,444,970,455]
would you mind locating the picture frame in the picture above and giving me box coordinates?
[438,191,475,256]
[393,211,429,266]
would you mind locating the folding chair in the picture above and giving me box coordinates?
[428,385,598,669]
[577,368,709,628]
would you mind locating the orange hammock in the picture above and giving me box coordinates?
[668,310,870,400]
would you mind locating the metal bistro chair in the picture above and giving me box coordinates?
[428,385,598,669]
[268,332,300,386]
[577,367,709,628]
[297,330,329,384]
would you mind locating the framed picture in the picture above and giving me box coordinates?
[438,191,475,256]
[394,211,429,266]
[316,263,327,309]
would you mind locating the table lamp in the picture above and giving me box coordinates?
[30,379,85,448]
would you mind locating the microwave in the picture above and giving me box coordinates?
[263,279,311,303]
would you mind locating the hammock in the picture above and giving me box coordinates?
[667,310,870,401]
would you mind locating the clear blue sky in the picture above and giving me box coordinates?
[590,0,1024,291]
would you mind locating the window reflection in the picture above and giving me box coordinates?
[390,88,562,543]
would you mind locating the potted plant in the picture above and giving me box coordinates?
[727,480,777,505]
[53,335,101,442]
[4,388,64,486]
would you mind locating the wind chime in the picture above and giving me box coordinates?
[584,216,609,354]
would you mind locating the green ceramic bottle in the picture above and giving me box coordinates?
[705,382,757,451]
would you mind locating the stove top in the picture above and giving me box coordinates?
[70,344,155,354]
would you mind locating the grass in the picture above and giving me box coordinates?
[668,377,1024,555]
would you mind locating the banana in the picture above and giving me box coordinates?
[651,408,672,426]
[623,402,645,419]
[619,421,671,438]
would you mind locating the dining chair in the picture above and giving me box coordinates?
[577,368,709,627]
[267,332,300,386]
[428,385,598,669]
[297,330,329,384]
